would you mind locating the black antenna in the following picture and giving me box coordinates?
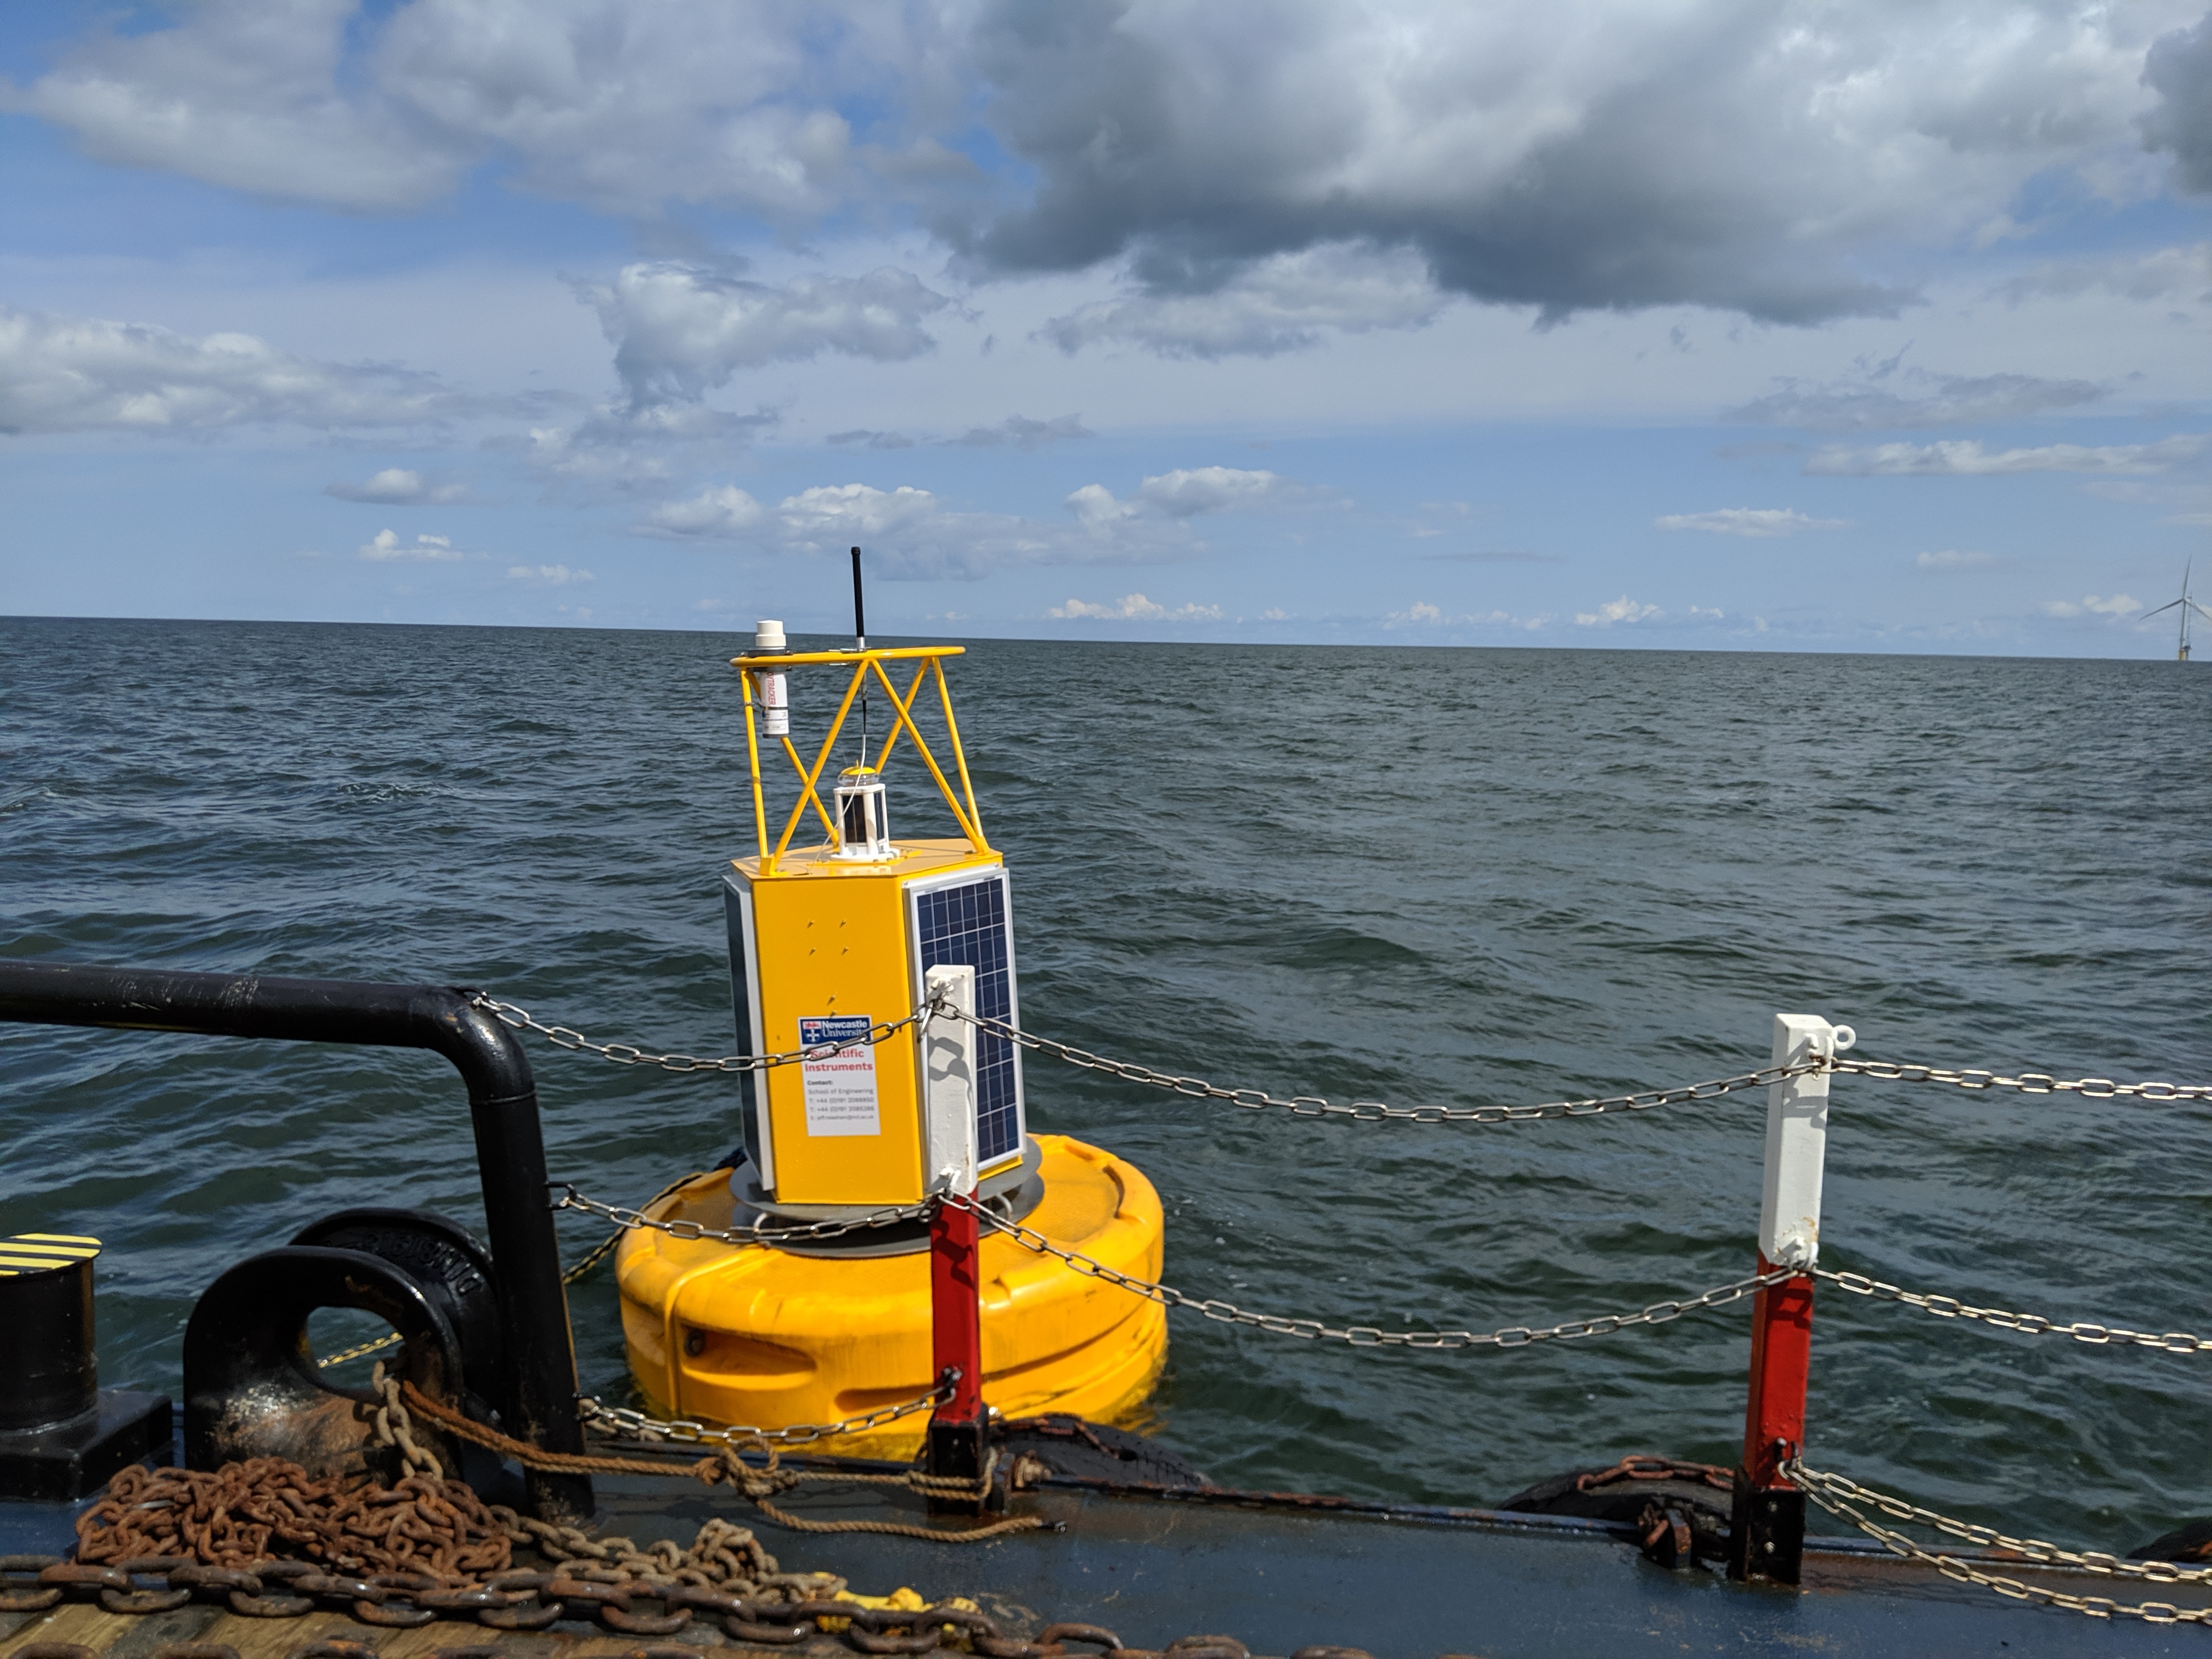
[852,546,869,764]
[851,546,866,652]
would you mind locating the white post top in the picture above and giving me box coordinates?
[1757,1012,1857,1269]
[923,964,979,1197]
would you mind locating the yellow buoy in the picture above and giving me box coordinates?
[614,619,1168,1445]
[617,1135,1166,1455]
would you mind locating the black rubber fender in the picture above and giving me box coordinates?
[289,1207,504,1413]
[182,1245,466,1483]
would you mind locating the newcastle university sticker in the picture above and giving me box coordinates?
[798,1015,881,1137]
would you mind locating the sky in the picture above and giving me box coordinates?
[3,1,2211,654]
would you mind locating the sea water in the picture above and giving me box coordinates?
[3,616,2209,1549]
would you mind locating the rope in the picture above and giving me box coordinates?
[393,1381,1046,1544]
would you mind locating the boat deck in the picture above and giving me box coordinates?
[4,1469,2192,1658]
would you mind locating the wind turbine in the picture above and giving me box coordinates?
[2142,558,2211,661]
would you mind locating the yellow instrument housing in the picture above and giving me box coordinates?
[615,1134,1168,1456]
[729,838,1014,1206]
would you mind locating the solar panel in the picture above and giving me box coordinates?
[910,872,1023,1165]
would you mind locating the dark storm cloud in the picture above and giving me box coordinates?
[950,0,1971,325]
[5,0,2188,349]
[2145,12,2212,193]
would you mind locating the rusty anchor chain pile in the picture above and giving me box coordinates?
[8,1534,1272,1655]
[7,1436,1297,1656]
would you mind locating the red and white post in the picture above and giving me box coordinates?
[1729,1011,1853,1585]
[922,965,989,1513]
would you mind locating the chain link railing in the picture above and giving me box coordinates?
[548,1180,1787,1351]
[1786,1459,2212,1624]
[942,1005,1832,1124]
[470,985,2212,1124]
[467,991,928,1075]
[1827,1057,2212,1103]
[1814,1267,2212,1355]
[947,1195,1792,1349]
[553,1183,933,1245]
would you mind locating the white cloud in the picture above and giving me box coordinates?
[641,485,768,540]
[768,482,1104,580]
[1064,484,1135,531]
[508,563,592,584]
[1730,367,2106,431]
[1138,467,1295,517]
[1806,437,2208,476]
[1917,549,2000,569]
[1575,595,1663,625]
[1067,467,1303,528]
[1042,244,1449,358]
[0,0,466,212]
[2042,593,2141,618]
[0,306,473,434]
[518,400,778,489]
[1655,508,1848,537]
[583,263,951,408]
[631,465,1273,579]
[325,467,469,505]
[778,483,944,544]
[360,529,460,561]
[1048,592,1223,621]
[1999,242,2212,304]
[1383,601,1541,629]
[1,0,931,218]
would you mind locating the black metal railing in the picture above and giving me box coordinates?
[0,960,592,1522]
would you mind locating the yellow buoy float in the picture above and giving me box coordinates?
[615,617,1169,1455]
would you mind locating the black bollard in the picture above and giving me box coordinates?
[0,1234,172,1500]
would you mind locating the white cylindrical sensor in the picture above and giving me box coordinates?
[754,619,787,652]
[760,670,789,737]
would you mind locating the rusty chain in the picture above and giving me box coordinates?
[1815,1267,2212,1355]
[27,1402,1131,1646]
[951,1195,1791,1348]
[15,1516,1278,1659]
[1785,1459,2212,1624]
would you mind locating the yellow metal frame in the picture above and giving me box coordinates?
[731,646,988,874]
